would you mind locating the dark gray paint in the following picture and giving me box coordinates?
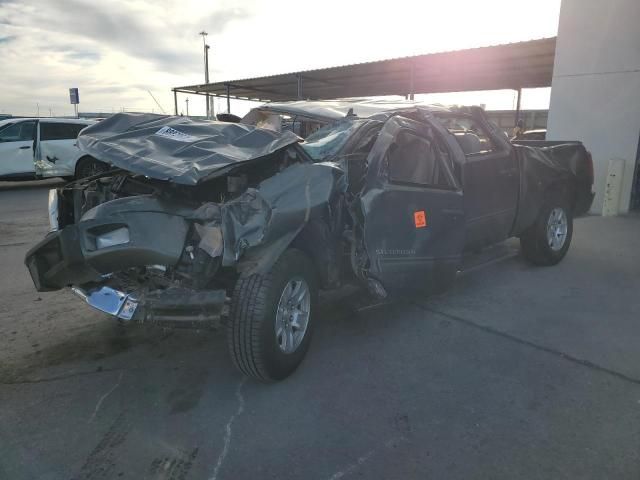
[359,116,465,294]
[24,107,595,321]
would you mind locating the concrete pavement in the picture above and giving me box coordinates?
[0,181,638,480]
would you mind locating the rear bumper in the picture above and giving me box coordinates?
[71,284,227,324]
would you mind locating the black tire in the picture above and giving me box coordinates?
[75,156,109,179]
[520,197,573,266]
[227,249,318,382]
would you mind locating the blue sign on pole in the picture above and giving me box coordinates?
[69,88,79,104]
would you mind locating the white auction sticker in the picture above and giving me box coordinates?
[154,126,198,142]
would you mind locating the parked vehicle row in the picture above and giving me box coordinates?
[0,118,108,181]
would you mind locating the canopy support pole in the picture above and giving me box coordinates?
[297,73,303,100]
[173,89,178,115]
[515,87,522,124]
[409,62,415,100]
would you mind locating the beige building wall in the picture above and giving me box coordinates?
[547,0,640,213]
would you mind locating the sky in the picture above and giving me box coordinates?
[0,0,562,117]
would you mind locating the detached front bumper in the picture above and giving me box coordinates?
[25,194,228,324]
[71,284,227,324]
[24,208,189,292]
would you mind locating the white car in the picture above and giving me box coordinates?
[0,118,107,180]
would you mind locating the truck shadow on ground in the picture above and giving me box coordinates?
[0,319,217,384]
[0,288,388,386]
[2,246,527,386]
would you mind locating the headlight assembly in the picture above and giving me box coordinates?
[95,227,130,249]
[48,189,59,232]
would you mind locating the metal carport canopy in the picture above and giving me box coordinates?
[173,37,556,102]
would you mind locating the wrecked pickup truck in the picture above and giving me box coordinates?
[25,105,594,381]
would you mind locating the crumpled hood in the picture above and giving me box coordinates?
[77,113,301,185]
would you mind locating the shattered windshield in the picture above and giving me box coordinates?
[301,119,368,161]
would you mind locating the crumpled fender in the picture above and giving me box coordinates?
[217,161,347,275]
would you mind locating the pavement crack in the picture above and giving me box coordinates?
[326,436,407,480]
[414,303,640,387]
[209,378,246,480]
[88,371,124,423]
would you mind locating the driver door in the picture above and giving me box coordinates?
[359,116,465,295]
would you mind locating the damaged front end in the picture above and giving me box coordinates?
[26,175,230,323]
[25,113,347,326]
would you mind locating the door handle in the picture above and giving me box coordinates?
[19,146,30,150]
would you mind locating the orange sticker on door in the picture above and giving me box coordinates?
[414,210,427,228]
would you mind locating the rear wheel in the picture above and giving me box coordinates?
[75,156,109,179]
[520,197,573,265]
[227,249,317,382]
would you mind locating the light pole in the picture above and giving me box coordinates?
[199,31,212,119]
[185,98,189,117]
[206,44,214,118]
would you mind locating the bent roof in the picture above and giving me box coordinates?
[246,99,452,123]
[174,37,556,102]
[77,113,300,185]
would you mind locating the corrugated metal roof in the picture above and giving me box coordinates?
[173,37,556,102]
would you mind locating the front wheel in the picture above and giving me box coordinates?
[227,249,317,382]
[520,197,573,266]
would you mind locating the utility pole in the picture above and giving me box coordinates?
[206,44,214,118]
[199,31,211,119]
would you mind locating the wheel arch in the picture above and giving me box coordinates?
[514,176,577,236]
[74,154,113,179]
[235,216,339,289]
[74,154,98,177]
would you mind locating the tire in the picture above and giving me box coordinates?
[75,156,109,179]
[227,249,318,382]
[520,197,573,266]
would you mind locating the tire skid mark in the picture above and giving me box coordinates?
[73,411,131,480]
[148,448,199,480]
